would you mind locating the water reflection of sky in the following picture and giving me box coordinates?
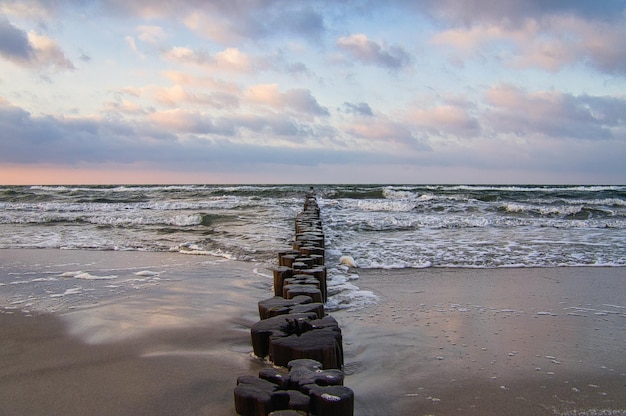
[0,249,271,343]
[339,267,626,382]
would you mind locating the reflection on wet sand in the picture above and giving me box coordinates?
[336,267,626,415]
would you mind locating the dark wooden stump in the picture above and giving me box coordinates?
[309,385,354,416]
[293,266,327,302]
[291,261,308,270]
[278,250,301,266]
[307,253,325,265]
[284,390,310,413]
[235,194,354,415]
[272,266,293,297]
[250,313,318,358]
[259,367,290,388]
[280,254,298,268]
[258,295,312,320]
[294,257,314,268]
[235,375,311,416]
[284,275,320,288]
[283,284,322,303]
[234,384,273,416]
[269,327,343,369]
[296,234,324,248]
[268,410,307,416]
[287,359,344,393]
[289,302,324,319]
[234,375,284,416]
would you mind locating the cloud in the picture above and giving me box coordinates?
[2,90,624,183]
[0,1,60,20]
[125,35,138,53]
[337,33,411,69]
[484,84,626,140]
[102,99,145,115]
[163,46,254,72]
[147,109,224,135]
[429,5,626,75]
[109,79,241,112]
[417,0,626,26]
[342,102,374,116]
[343,115,430,151]
[137,25,166,44]
[0,17,73,70]
[432,16,626,74]
[244,84,329,117]
[184,5,326,44]
[151,84,240,109]
[161,71,240,93]
[0,98,345,170]
[26,32,74,69]
[407,103,481,138]
[0,15,32,61]
[87,1,327,45]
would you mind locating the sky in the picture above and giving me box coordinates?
[1,0,625,185]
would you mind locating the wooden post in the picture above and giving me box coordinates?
[235,193,353,416]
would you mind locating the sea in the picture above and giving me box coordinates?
[1,184,625,312]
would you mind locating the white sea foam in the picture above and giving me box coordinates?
[134,270,160,276]
[325,267,379,311]
[61,271,118,280]
[339,255,357,268]
[50,287,83,297]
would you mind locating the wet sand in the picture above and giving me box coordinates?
[0,249,269,416]
[339,267,626,415]
[1,250,625,415]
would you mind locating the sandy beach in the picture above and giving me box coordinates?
[339,267,626,415]
[1,249,625,415]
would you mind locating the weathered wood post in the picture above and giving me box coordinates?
[234,192,354,416]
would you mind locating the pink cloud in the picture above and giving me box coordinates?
[408,104,480,137]
[343,117,429,151]
[136,25,166,43]
[148,84,239,109]
[431,15,626,74]
[0,17,73,71]
[484,84,626,139]
[244,84,329,117]
[161,71,240,93]
[147,109,213,134]
[163,46,253,73]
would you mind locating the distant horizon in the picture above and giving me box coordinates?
[1,1,625,185]
[2,182,624,187]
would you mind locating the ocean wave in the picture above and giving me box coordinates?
[340,199,417,212]
[441,184,626,193]
[323,187,386,199]
[501,202,624,220]
[2,184,625,270]
[382,187,418,200]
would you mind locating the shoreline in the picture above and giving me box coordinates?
[1,249,626,415]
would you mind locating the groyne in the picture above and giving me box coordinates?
[234,193,354,416]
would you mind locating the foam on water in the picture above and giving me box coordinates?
[134,270,160,276]
[60,271,118,280]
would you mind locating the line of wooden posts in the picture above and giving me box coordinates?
[234,193,354,416]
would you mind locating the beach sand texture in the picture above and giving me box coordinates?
[1,249,625,415]
[340,267,626,415]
